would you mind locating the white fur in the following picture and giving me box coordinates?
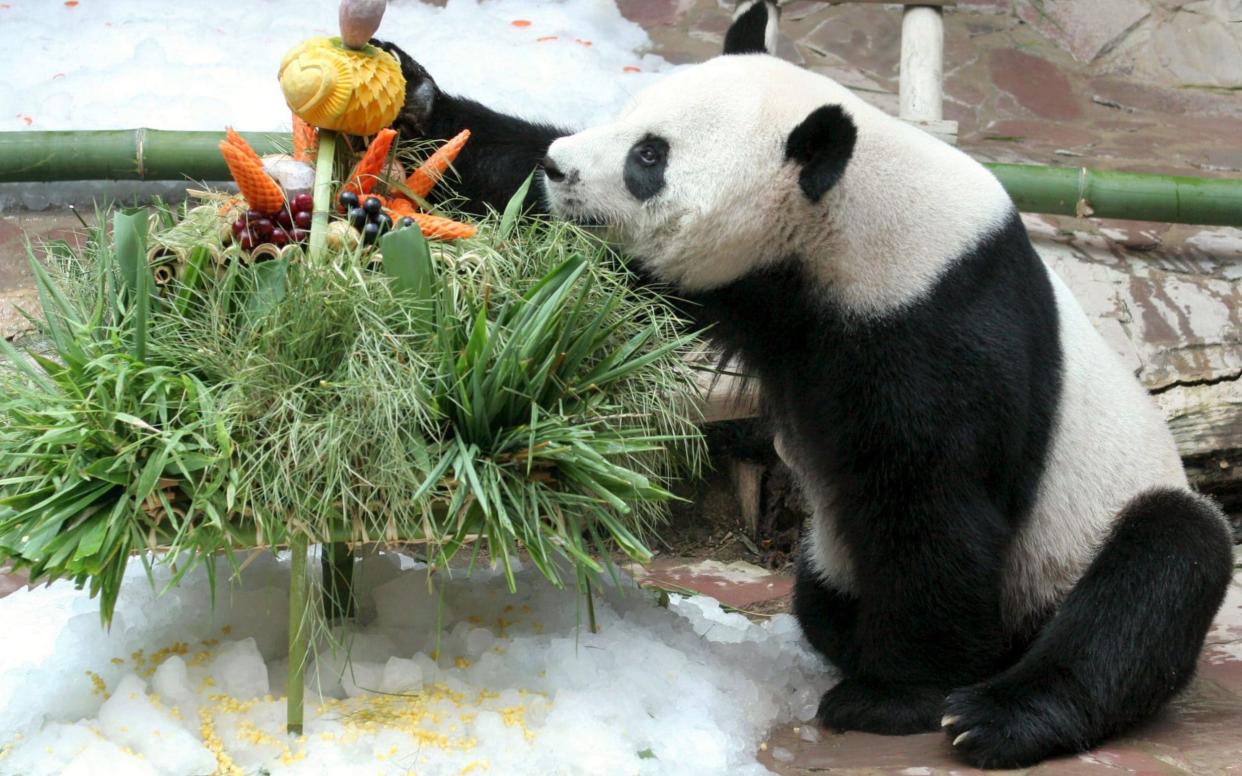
[543,54,1190,620]
[544,55,1012,317]
[1001,267,1187,625]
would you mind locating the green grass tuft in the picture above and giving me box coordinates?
[0,198,704,623]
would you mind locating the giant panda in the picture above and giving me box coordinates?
[375,4,1234,768]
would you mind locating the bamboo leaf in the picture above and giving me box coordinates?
[378,225,433,298]
[498,173,535,239]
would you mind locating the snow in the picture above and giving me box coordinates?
[0,552,835,775]
[0,0,681,210]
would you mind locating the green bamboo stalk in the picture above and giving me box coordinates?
[2,130,1241,227]
[0,129,283,182]
[286,532,309,736]
[987,164,1242,228]
[308,130,337,263]
[321,542,355,623]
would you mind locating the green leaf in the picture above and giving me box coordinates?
[113,208,150,360]
[378,225,434,298]
[244,259,288,321]
[498,173,535,239]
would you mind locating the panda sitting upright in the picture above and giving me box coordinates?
[375,3,1233,768]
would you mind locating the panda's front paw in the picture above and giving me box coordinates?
[817,678,944,735]
[943,676,1092,769]
[370,38,438,131]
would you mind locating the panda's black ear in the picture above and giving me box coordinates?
[785,105,857,203]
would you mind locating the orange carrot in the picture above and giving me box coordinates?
[406,129,471,198]
[409,212,476,241]
[292,113,318,163]
[342,128,397,200]
[218,140,286,214]
[383,197,418,222]
[224,127,264,167]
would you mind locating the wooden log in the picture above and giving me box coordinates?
[899,5,946,123]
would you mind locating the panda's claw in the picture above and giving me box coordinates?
[940,714,960,728]
[952,730,973,747]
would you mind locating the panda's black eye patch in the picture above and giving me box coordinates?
[625,135,669,201]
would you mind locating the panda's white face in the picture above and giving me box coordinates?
[543,55,834,292]
[544,55,1014,312]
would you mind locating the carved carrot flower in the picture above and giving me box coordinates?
[292,113,318,163]
[342,128,397,200]
[406,129,471,198]
[218,130,286,215]
[407,212,476,241]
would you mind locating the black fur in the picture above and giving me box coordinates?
[376,21,1235,769]
[723,1,778,55]
[624,135,670,201]
[695,211,1063,720]
[785,106,858,203]
[376,3,775,214]
[376,39,568,215]
[943,488,1232,768]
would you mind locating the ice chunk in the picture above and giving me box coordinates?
[379,656,423,694]
[209,638,269,700]
[340,661,384,698]
[97,675,216,775]
[465,626,496,657]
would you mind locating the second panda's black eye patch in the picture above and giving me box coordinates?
[625,135,669,201]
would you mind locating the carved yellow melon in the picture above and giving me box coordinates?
[279,37,405,136]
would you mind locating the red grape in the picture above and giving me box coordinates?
[291,228,311,242]
[270,229,290,247]
[240,234,258,251]
[294,210,313,229]
[274,209,294,229]
[292,193,314,213]
[245,209,265,222]
[232,219,247,237]
[252,218,274,239]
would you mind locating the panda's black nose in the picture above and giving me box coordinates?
[541,157,566,183]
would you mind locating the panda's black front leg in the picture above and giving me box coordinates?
[374,39,572,215]
[795,560,948,732]
[798,495,1015,735]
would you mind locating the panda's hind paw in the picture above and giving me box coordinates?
[943,677,1092,769]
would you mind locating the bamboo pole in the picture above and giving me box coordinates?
[0,129,283,183]
[2,130,1242,227]
[308,130,337,263]
[987,164,1242,227]
[286,533,309,736]
[322,542,356,622]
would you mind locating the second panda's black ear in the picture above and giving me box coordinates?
[785,105,857,203]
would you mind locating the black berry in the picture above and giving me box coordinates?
[339,191,360,211]
[363,196,382,217]
[398,216,415,228]
[348,207,368,230]
[361,222,381,246]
